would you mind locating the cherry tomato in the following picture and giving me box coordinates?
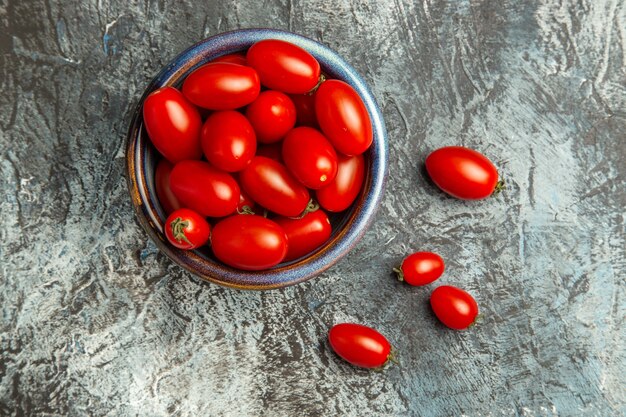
[245,91,296,143]
[315,80,372,156]
[394,252,445,286]
[255,142,283,162]
[164,208,211,250]
[282,127,338,189]
[211,52,247,65]
[154,159,181,215]
[425,146,501,200]
[182,62,260,110]
[143,87,202,163]
[430,285,479,330]
[289,93,318,127]
[201,111,256,172]
[274,209,332,261]
[237,189,256,214]
[211,215,287,270]
[240,156,310,217]
[169,160,239,218]
[328,323,392,369]
[246,39,321,94]
[316,154,365,212]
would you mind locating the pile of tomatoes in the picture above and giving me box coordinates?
[144,39,373,271]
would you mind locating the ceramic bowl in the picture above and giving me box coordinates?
[126,29,388,289]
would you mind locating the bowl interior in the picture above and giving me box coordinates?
[127,29,388,289]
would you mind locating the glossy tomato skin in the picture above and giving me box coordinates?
[274,209,332,261]
[240,156,310,217]
[316,154,365,212]
[245,91,296,143]
[425,146,499,200]
[201,111,256,172]
[397,252,445,286]
[315,80,372,156]
[169,160,240,218]
[289,93,318,127]
[155,159,181,215]
[246,39,321,94]
[211,53,247,65]
[143,87,203,163]
[182,63,260,110]
[328,323,391,369]
[211,215,287,270]
[255,142,283,162]
[282,127,338,189]
[430,286,479,330]
[164,208,211,250]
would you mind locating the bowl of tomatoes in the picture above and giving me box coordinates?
[126,29,388,289]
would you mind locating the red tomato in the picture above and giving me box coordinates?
[169,160,239,217]
[315,80,372,156]
[282,127,338,189]
[274,210,332,261]
[316,154,365,212]
[164,208,210,250]
[201,111,256,172]
[246,39,321,94]
[255,143,283,162]
[237,189,256,214]
[328,323,391,369]
[245,91,296,143]
[154,159,181,215]
[143,87,202,163]
[211,215,287,270]
[395,252,445,286]
[240,156,310,217]
[430,286,479,330]
[211,53,247,66]
[289,93,318,127]
[425,146,501,200]
[182,63,260,110]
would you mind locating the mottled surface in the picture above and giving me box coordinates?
[1,0,624,416]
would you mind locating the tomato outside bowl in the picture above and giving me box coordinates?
[126,29,388,290]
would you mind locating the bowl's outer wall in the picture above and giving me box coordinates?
[126,29,388,289]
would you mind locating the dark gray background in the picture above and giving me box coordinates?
[1,0,624,416]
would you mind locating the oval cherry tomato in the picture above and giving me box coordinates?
[169,160,239,218]
[155,159,181,215]
[201,111,256,172]
[246,39,321,94]
[425,146,501,200]
[245,91,296,143]
[289,93,318,127]
[164,208,210,250]
[282,127,338,189]
[211,52,247,65]
[395,252,445,286]
[274,209,332,261]
[237,189,256,214]
[255,142,283,162]
[315,80,372,156]
[430,285,479,330]
[211,215,287,270]
[240,156,310,217]
[143,87,202,163]
[316,154,365,212]
[182,62,260,110]
[328,323,392,369]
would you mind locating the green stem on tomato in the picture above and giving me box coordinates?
[493,179,505,195]
[306,73,327,95]
[237,205,256,215]
[392,267,404,282]
[289,199,320,220]
[170,217,192,245]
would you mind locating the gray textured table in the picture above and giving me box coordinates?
[1,1,624,416]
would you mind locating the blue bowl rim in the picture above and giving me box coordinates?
[126,28,388,290]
